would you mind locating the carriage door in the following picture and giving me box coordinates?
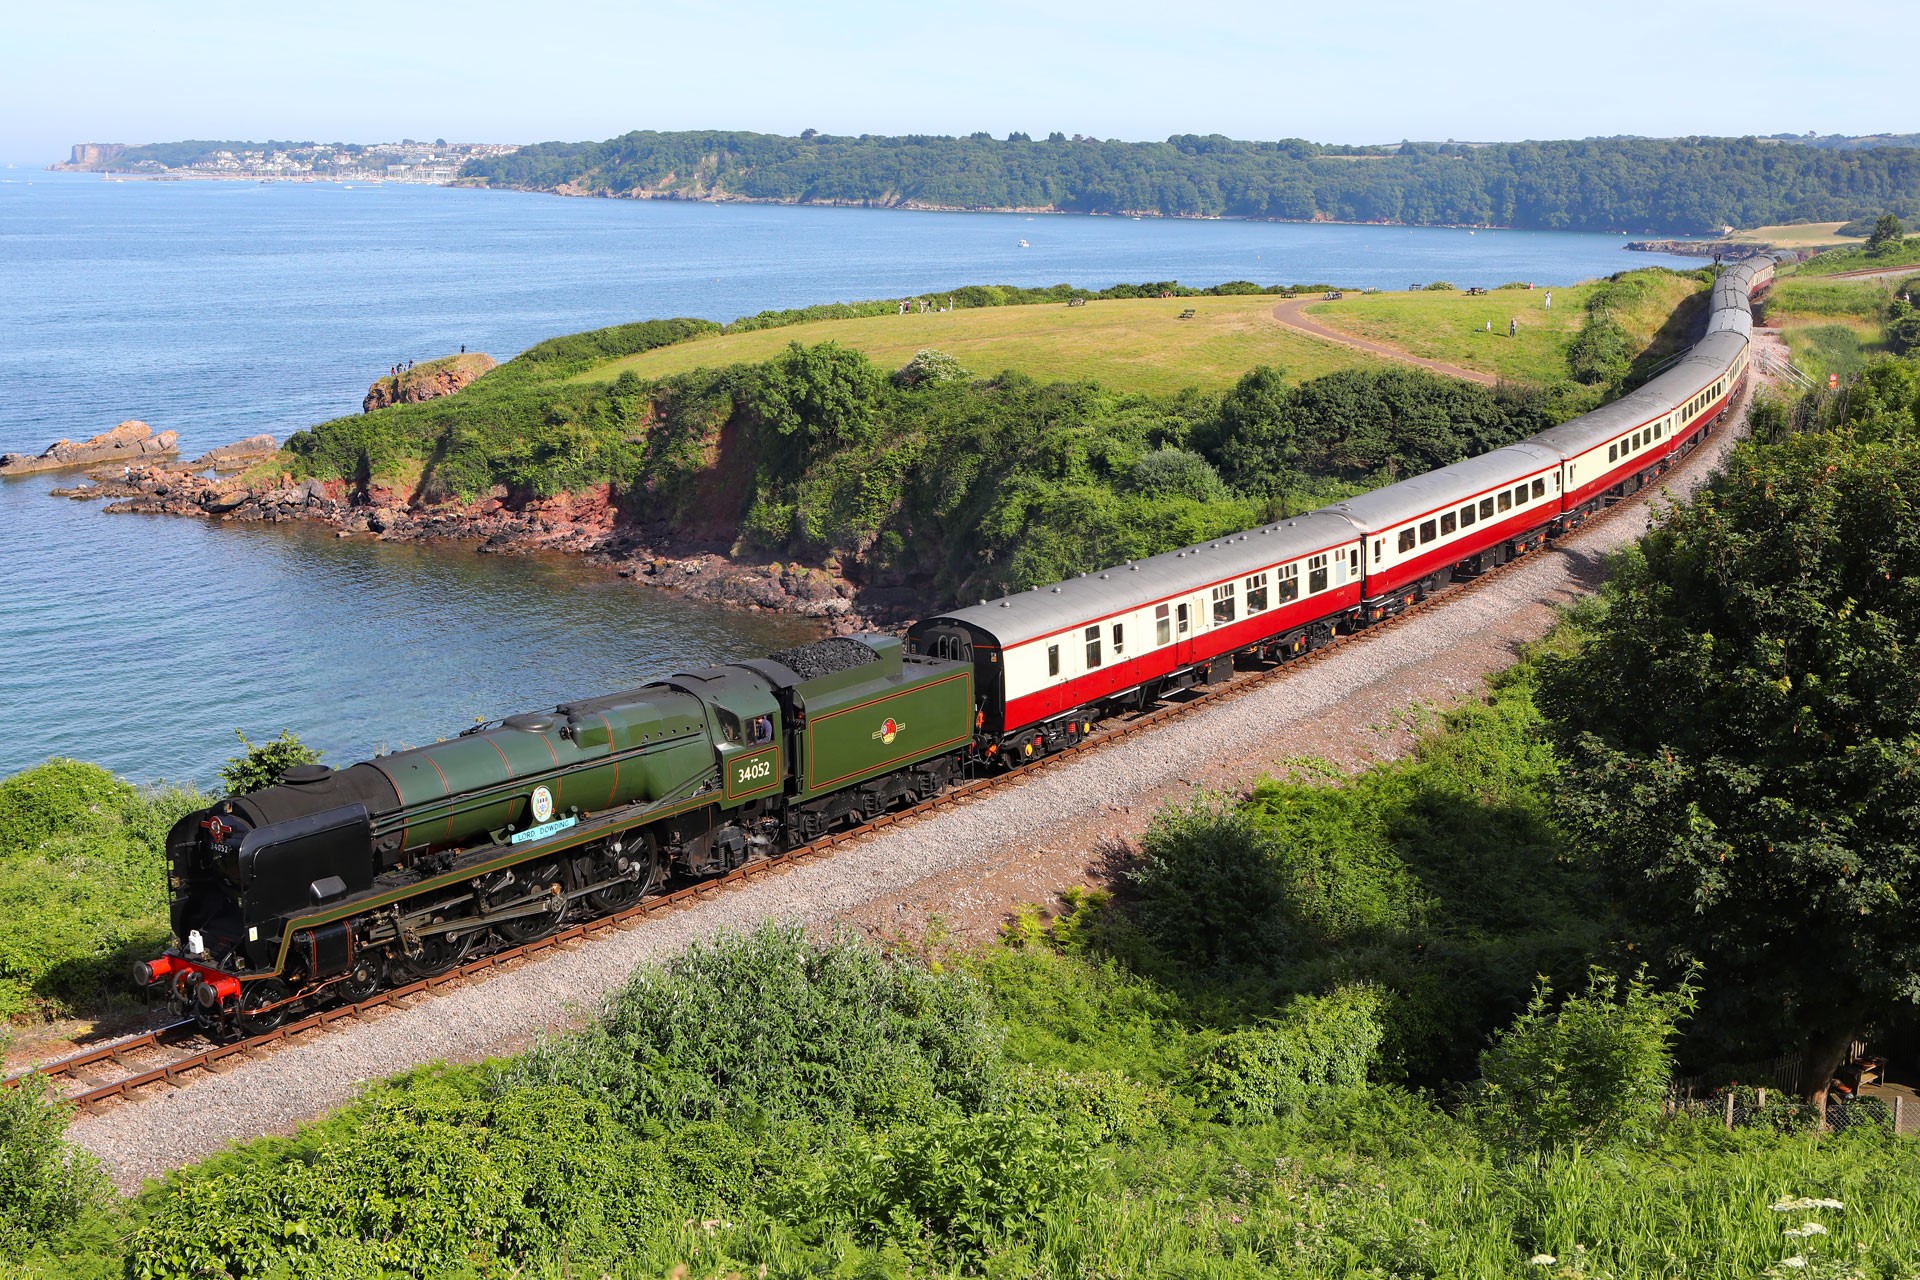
[1174,596,1197,665]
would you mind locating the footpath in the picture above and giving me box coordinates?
[1268,297,1496,385]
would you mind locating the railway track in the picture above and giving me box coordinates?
[3,421,1721,1114]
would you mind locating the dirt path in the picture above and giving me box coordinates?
[1270,297,1497,385]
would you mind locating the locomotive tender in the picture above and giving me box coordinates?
[143,257,1772,1030]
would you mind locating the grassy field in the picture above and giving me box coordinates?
[574,296,1388,396]
[1762,276,1900,380]
[572,281,1679,396]
[1301,272,1704,384]
[1732,221,1855,248]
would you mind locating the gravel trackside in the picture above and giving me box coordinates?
[69,364,1773,1192]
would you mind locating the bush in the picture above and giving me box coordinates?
[1127,793,1294,970]
[216,729,321,796]
[895,347,970,387]
[1423,281,1457,291]
[1193,985,1386,1122]
[1128,447,1226,500]
[0,1074,108,1263]
[1477,967,1698,1158]
[511,923,1004,1128]
[0,759,133,857]
[0,762,203,1017]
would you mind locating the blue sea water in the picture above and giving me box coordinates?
[0,171,1705,783]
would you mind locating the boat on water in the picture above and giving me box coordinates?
[1018,239,1029,247]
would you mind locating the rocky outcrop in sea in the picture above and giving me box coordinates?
[0,421,178,475]
[362,353,496,412]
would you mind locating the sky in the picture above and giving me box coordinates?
[4,0,1913,165]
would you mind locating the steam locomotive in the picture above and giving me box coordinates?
[141,256,1774,1031]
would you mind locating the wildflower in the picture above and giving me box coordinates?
[1770,1197,1844,1212]
[1779,1258,1807,1270]
[1528,1256,1557,1267]
[1784,1222,1829,1238]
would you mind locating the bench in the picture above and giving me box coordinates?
[1465,286,1488,296]
[1177,308,1196,320]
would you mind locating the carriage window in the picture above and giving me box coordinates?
[1211,582,1236,624]
[1516,485,1531,506]
[1350,547,1360,576]
[1653,422,1663,439]
[1498,490,1513,512]
[1461,503,1477,528]
[1084,625,1102,668]
[1479,497,1495,519]
[1373,539,1382,562]
[1419,519,1437,544]
[1048,644,1060,677]
[1176,602,1190,634]
[1277,562,1300,602]
[1440,511,1457,535]
[1112,623,1124,655]
[1155,604,1171,646]
[1308,553,1329,594]
[1531,478,1545,500]
[1609,443,1618,462]
[1397,528,1417,553]
[1245,573,1269,614]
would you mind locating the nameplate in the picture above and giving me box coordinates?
[510,816,577,844]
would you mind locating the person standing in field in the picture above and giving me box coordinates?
[1544,291,1552,309]
[1509,317,1517,337]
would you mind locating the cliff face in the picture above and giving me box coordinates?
[363,353,496,412]
[52,143,128,171]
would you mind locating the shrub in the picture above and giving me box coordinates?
[1127,793,1294,970]
[0,759,133,857]
[1423,281,1457,291]
[510,923,1004,1127]
[774,1108,1095,1265]
[1193,985,1386,1122]
[1477,967,1698,1158]
[0,1074,108,1263]
[895,347,971,387]
[1129,446,1226,500]
[216,729,321,796]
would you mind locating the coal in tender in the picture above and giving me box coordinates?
[768,637,881,680]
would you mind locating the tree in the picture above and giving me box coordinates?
[0,1068,108,1260]
[1867,213,1905,255]
[1209,365,1301,502]
[218,729,321,796]
[746,341,885,458]
[1537,430,1920,1110]
[1477,967,1696,1159]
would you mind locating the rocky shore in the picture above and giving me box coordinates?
[52,460,918,632]
[362,353,496,412]
[0,420,177,475]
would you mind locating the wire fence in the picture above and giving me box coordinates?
[1668,1089,1910,1136]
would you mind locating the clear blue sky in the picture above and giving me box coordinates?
[4,0,1911,165]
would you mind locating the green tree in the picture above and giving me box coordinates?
[1867,213,1905,255]
[218,729,321,796]
[1211,364,1302,502]
[1477,967,1696,1159]
[1537,430,1920,1107]
[746,340,885,458]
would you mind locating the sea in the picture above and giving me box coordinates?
[0,169,1706,784]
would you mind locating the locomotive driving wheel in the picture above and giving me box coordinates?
[493,858,568,943]
[395,913,479,978]
[580,836,662,914]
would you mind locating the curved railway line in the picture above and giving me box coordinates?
[7,414,1735,1115]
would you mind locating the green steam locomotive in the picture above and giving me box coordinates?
[140,636,974,1031]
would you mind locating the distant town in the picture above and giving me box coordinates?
[51,140,521,184]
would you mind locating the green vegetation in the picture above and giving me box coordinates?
[461,130,1920,233]
[0,761,202,1019]
[1796,232,1920,276]
[19,620,1920,1277]
[280,271,1706,610]
[1304,269,1704,395]
[579,294,1380,397]
[215,729,320,796]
